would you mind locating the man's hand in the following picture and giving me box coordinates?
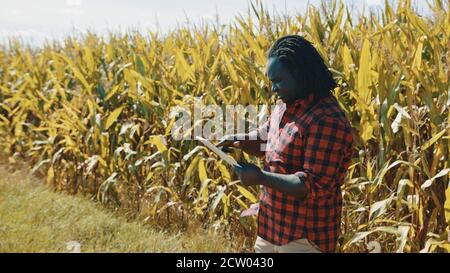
[216,134,243,153]
[217,134,266,158]
[234,162,264,186]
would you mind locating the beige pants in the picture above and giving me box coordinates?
[254,236,322,253]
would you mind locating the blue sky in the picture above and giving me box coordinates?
[0,0,431,45]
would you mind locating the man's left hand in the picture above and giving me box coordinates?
[234,163,264,186]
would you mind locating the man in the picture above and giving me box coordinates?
[218,35,353,253]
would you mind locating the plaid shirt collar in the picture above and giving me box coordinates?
[286,93,316,114]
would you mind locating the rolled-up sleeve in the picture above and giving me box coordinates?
[294,116,353,200]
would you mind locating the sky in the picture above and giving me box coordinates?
[0,0,433,45]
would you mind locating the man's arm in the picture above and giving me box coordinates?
[234,163,308,200]
[260,170,308,200]
[235,115,353,201]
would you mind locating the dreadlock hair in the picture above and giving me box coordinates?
[267,35,336,101]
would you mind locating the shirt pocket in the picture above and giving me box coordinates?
[275,122,301,160]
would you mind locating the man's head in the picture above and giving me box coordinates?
[266,35,336,104]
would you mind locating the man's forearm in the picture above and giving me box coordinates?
[259,170,308,200]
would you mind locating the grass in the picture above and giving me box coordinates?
[0,162,239,253]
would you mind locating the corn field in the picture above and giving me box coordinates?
[0,0,449,252]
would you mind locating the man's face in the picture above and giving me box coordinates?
[266,56,299,104]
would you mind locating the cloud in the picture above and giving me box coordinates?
[62,0,83,16]
[61,8,84,15]
[66,0,81,7]
[10,9,23,16]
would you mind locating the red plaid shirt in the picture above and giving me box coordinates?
[258,93,353,253]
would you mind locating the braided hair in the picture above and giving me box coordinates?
[267,35,336,101]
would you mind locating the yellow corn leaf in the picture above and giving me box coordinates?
[358,38,372,104]
[104,106,124,130]
[123,69,137,98]
[146,135,168,154]
[412,37,424,70]
[421,129,446,151]
[0,114,9,126]
[56,53,91,90]
[198,159,210,204]
[406,10,430,37]
[184,155,200,186]
[222,193,230,217]
[360,112,374,142]
[236,185,257,203]
[218,163,231,182]
[105,85,121,101]
[46,166,54,186]
[86,99,95,119]
[46,69,67,102]
[223,55,238,83]
[164,117,176,136]
[198,159,208,182]
[83,46,95,74]
[199,179,211,203]
[175,49,194,81]
[208,49,221,78]
[328,4,344,45]
[235,197,249,210]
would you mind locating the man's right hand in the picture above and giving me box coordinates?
[216,134,243,153]
[216,134,266,158]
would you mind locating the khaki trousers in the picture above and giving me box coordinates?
[254,236,322,253]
